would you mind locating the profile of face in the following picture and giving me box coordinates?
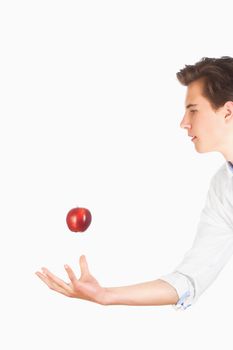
[180,78,233,155]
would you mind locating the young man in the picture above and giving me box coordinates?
[35,56,233,311]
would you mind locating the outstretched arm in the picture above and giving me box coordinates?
[35,255,179,306]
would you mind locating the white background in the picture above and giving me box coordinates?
[1,1,233,349]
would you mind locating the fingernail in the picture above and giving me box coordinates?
[64,264,68,269]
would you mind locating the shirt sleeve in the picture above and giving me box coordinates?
[160,174,233,311]
[159,271,195,310]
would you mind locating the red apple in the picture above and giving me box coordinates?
[66,207,92,232]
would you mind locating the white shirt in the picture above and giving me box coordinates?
[160,161,233,311]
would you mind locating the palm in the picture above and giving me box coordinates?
[71,268,104,302]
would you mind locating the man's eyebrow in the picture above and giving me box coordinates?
[186,103,198,109]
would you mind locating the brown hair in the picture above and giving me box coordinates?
[176,56,233,111]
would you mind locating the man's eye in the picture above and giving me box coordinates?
[190,110,197,113]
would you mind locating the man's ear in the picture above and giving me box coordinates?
[224,101,233,120]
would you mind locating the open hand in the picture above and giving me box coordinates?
[35,255,107,305]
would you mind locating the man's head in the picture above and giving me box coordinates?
[178,56,233,161]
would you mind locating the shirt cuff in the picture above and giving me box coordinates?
[159,271,195,311]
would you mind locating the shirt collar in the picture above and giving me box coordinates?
[226,161,233,177]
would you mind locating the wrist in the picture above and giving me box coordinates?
[101,287,118,306]
[93,287,111,306]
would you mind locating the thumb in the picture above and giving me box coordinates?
[79,255,90,277]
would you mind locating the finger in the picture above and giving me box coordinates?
[35,271,71,297]
[35,271,59,290]
[35,271,54,288]
[64,264,79,285]
[41,268,72,293]
[79,255,90,278]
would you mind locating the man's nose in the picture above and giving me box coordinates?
[180,115,191,130]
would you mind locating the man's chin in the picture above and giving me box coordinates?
[195,148,215,154]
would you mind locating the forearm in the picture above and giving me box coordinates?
[103,279,179,306]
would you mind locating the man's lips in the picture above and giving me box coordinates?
[188,134,197,141]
